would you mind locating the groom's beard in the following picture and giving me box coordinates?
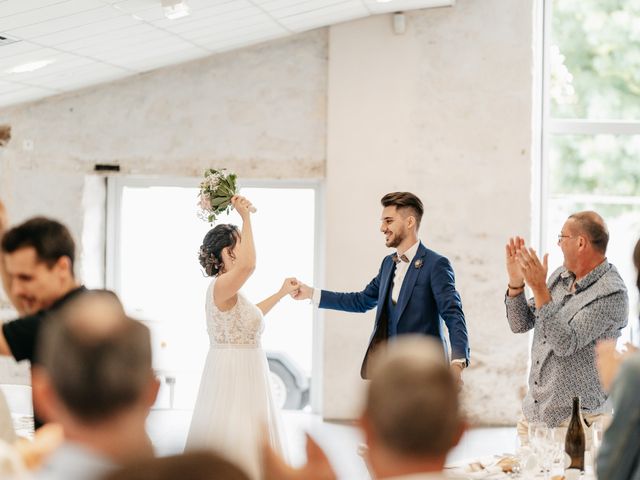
[385,230,406,248]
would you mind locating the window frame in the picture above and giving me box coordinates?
[540,0,640,343]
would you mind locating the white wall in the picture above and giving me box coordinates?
[322,1,534,423]
[0,1,534,424]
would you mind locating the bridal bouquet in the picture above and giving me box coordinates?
[197,169,238,222]
[198,168,256,223]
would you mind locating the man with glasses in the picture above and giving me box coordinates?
[504,211,628,445]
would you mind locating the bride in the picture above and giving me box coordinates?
[185,195,297,479]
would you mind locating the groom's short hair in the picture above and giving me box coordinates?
[365,336,461,457]
[36,290,153,423]
[381,192,424,228]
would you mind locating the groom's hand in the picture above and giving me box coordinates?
[291,282,313,300]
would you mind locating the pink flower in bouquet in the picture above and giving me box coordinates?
[199,194,212,211]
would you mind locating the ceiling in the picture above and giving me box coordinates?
[0,0,453,109]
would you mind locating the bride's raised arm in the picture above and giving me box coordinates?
[213,195,256,309]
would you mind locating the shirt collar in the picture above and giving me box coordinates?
[560,259,610,291]
[397,240,420,263]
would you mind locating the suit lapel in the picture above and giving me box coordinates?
[395,243,426,321]
[379,256,395,308]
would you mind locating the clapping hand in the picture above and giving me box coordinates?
[515,246,548,292]
[505,236,526,287]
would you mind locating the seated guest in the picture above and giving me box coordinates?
[0,205,86,430]
[596,237,640,480]
[101,451,250,480]
[504,211,628,443]
[31,290,159,480]
[263,335,465,480]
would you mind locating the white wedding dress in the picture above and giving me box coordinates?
[185,278,287,479]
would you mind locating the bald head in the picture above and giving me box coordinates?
[37,290,153,423]
[365,336,462,457]
[567,211,609,255]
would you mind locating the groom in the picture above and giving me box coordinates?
[294,192,470,380]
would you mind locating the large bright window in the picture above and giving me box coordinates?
[107,178,319,410]
[543,0,640,343]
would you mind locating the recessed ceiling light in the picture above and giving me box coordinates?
[161,0,191,19]
[6,59,55,74]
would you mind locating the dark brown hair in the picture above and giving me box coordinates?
[199,224,240,276]
[1,217,75,271]
[102,451,250,480]
[381,192,424,228]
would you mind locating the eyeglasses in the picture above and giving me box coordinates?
[557,234,576,244]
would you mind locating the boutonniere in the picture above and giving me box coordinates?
[414,259,423,269]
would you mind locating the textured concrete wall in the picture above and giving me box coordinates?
[322,1,534,424]
[0,28,327,216]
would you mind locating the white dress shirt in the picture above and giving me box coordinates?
[391,240,420,303]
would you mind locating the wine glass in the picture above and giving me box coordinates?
[591,420,604,472]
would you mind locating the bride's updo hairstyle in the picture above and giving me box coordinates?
[199,224,240,276]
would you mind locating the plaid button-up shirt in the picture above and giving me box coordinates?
[505,260,628,427]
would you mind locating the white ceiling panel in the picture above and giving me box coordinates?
[0,0,453,108]
[29,15,142,46]
[0,41,41,58]
[261,0,360,18]
[193,23,285,47]
[0,0,74,18]
[5,6,124,40]
[278,2,369,32]
[0,1,106,32]
[180,15,284,42]
[55,24,166,53]
[363,0,453,14]
[0,79,29,94]
[0,47,60,72]
[158,6,266,33]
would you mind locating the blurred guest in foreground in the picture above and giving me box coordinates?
[32,290,159,480]
[596,237,640,480]
[263,335,465,480]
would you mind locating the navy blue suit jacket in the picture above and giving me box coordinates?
[320,242,470,378]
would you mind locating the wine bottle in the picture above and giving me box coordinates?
[565,396,585,471]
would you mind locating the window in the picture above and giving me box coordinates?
[542,0,640,343]
[106,177,320,410]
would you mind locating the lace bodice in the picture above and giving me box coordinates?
[205,279,264,347]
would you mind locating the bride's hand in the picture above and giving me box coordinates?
[280,277,300,297]
[231,195,254,219]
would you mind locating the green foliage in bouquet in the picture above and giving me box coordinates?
[198,168,238,223]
